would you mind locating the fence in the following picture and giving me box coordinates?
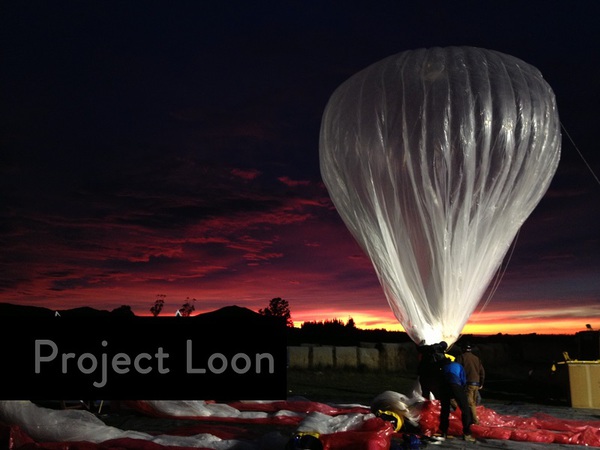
[288,341,517,373]
[287,342,419,373]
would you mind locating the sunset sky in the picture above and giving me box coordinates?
[1,2,599,336]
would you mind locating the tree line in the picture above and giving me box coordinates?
[149,295,358,331]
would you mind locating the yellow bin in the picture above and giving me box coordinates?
[567,361,600,409]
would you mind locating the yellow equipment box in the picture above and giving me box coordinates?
[567,362,600,409]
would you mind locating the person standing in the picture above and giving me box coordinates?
[438,358,475,442]
[417,341,448,400]
[456,344,485,425]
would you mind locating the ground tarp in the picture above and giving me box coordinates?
[419,400,600,447]
[2,399,600,449]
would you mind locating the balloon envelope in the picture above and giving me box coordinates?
[319,47,561,345]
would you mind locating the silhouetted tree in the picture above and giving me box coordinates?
[150,294,166,317]
[259,297,293,327]
[346,317,356,329]
[301,318,346,330]
[178,297,196,317]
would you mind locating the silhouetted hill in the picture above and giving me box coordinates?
[0,303,134,319]
[196,304,268,322]
[0,302,280,328]
[188,305,287,332]
[0,303,56,318]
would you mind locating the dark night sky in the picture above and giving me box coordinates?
[1,1,599,334]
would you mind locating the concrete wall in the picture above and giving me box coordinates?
[288,342,418,372]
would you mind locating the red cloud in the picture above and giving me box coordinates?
[231,168,262,181]
[278,176,311,187]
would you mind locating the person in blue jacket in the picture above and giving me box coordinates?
[438,358,475,442]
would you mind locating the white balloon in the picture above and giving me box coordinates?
[319,47,561,345]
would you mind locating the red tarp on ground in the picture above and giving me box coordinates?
[419,400,600,447]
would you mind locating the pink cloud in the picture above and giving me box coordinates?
[278,176,311,187]
[231,168,262,181]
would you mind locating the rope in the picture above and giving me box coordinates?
[561,123,600,186]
